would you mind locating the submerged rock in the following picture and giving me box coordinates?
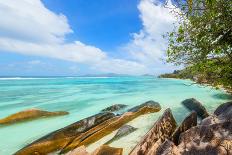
[181,98,209,119]
[171,111,197,145]
[130,108,177,155]
[14,112,115,155]
[101,104,128,113]
[0,108,69,125]
[92,145,123,155]
[105,125,137,144]
[128,100,161,113]
[61,101,161,153]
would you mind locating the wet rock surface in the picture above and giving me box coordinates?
[105,125,137,144]
[130,108,177,155]
[62,101,161,153]
[181,98,209,119]
[0,108,69,125]
[14,112,115,155]
[101,104,128,113]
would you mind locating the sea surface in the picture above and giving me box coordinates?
[0,76,231,155]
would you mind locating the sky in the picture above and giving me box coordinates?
[0,0,180,76]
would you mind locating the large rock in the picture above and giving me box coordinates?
[214,101,232,121]
[0,109,69,125]
[128,100,161,113]
[156,139,179,155]
[171,111,197,145]
[130,108,177,155]
[177,121,232,154]
[105,125,137,144]
[101,104,128,113]
[14,112,115,155]
[61,101,161,153]
[92,145,123,155]
[181,98,209,119]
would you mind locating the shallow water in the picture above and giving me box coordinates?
[0,76,231,155]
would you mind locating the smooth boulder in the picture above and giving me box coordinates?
[0,109,69,125]
[101,104,128,113]
[214,101,232,121]
[171,111,197,145]
[105,125,137,144]
[181,98,209,119]
[14,112,115,155]
[130,108,177,155]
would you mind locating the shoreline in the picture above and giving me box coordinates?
[0,77,231,155]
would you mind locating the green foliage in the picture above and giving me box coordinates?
[166,0,232,89]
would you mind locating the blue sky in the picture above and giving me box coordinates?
[0,0,179,76]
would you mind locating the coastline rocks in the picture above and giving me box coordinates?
[61,101,161,153]
[171,111,197,145]
[177,121,232,154]
[101,104,128,113]
[130,108,177,155]
[128,100,161,113]
[14,112,115,155]
[105,125,137,144]
[181,98,209,119]
[0,109,69,125]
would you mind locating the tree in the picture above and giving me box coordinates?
[165,0,232,89]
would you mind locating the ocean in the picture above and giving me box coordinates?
[0,76,231,154]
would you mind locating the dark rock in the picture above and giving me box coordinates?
[214,101,232,121]
[156,139,178,155]
[101,104,127,113]
[14,112,115,155]
[201,115,222,125]
[171,111,197,145]
[92,145,123,155]
[62,102,161,153]
[105,125,137,144]
[128,100,161,113]
[181,98,209,119]
[0,108,69,125]
[177,121,232,154]
[130,108,177,155]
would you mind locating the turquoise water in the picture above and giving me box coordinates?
[0,76,231,155]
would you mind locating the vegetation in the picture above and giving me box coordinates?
[164,0,232,91]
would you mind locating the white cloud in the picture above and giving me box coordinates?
[0,0,148,75]
[0,0,179,75]
[123,0,178,68]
